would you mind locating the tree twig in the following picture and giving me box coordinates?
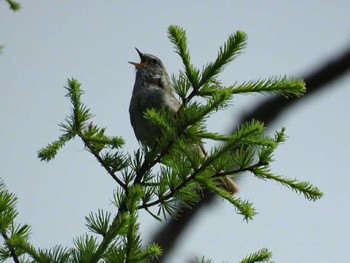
[150,45,350,263]
[1,232,20,263]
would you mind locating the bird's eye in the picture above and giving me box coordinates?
[150,58,157,64]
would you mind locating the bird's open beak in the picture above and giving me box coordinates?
[128,47,147,69]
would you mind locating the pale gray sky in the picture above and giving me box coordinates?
[1,1,350,262]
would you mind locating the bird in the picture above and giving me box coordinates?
[129,48,238,194]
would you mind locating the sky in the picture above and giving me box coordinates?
[1,1,350,262]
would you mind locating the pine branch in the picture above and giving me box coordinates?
[5,0,20,11]
[1,232,20,263]
[252,167,323,201]
[88,212,129,262]
[38,79,128,189]
[37,133,74,161]
[133,88,235,189]
[33,25,334,263]
[214,160,268,178]
[80,135,127,189]
[194,256,214,263]
[138,166,201,210]
[199,31,247,86]
[148,28,350,263]
[230,76,306,98]
[168,25,200,88]
[17,242,71,263]
[85,209,111,237]
[142,27,321,259]
[132,141,173,186]
[239,248,273,263]
[138,158,263,221]
[0,180,33,263]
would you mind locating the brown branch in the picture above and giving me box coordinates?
[214,161,269,178]
[138,155,215,210]
[79,135,127,190]
[150,45,350,263]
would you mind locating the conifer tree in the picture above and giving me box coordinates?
[0,25,323,262]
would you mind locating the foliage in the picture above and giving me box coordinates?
[0,25,323,262]
[3,0,21,11]
[239,248,273,263]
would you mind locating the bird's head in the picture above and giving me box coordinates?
[128,48,167,76]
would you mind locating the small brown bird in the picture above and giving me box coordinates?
[129,48,238,194]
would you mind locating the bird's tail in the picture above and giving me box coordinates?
[196,144,239,194]
[220,176,239,194]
